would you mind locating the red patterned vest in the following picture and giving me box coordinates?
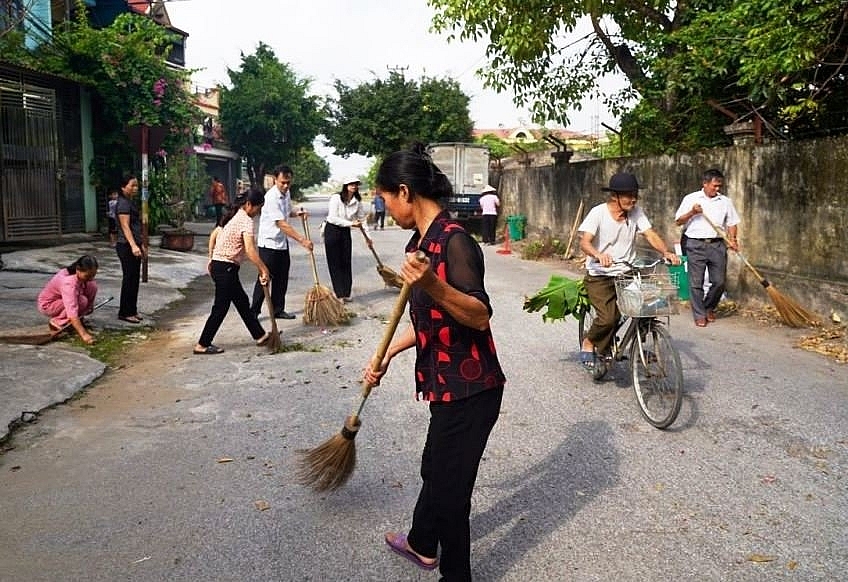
[405,213,506,402]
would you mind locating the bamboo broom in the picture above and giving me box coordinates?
[701,214,819,328]
[0,296,113,345]
[297,253,423,491]
[301,214,347,326]
[261,283,283,352]
[357,224,403,289]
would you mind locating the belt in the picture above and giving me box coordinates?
[691,237,722,243]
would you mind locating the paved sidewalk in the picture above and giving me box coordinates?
[0,227,212,441]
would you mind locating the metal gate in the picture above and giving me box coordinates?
[0,77,62,241]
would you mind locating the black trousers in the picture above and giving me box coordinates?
[375,211,385,228]
[115,242,141,318]
[323,223,352,298]
[199,261,265,347]
[251,247,291,316]
[481,214,497,243]
[406,387,504,582]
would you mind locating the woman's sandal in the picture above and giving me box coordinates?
[255,332,271,346]
[118,315,142,324]
[193,345,224,355]
[384,532,438,571]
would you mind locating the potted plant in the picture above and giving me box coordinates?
[153,147,207,251]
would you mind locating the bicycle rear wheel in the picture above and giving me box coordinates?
[630,321,683,429]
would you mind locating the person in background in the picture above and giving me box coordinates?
[578,173,680,370]
[106,189,119,247]
[250,165,313,319]
[478,184,500,244]
[37,255,99,345]
[323,177,371,302]
[364,145,506,582]
[194,188,272,355]
[209,176,228,226]
[373,189,386,229]
[115,174,145,324]
[675,168,740,327]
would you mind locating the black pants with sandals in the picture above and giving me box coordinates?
[406,387,504,581]
[198,260,265,348]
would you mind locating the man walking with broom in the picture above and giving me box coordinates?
[675,168,741,327]
[251,166,313,320]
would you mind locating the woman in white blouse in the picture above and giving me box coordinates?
[323,178,371,302]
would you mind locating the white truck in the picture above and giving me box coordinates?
[427,142,491,224]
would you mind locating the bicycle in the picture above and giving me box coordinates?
[578,258,684,429]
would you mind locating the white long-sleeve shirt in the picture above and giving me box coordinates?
[325,194,368,232]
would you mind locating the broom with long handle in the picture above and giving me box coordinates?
[301,213,347,326]
[701,214,819,327]
[297,253,424,491]
[261,283,283,352]
[357,224,403,289]
[0,296,113,345]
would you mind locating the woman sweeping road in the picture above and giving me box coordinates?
[323,177,371,302]
[194,188,272,355]
[37,255,99,345]
[364,145,506,581]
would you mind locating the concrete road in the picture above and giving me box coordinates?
[0,201,845,581]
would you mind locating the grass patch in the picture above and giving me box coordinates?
[278,342,321,353]
[520,234,570,261]
[66,328,151,367]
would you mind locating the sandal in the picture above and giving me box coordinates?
[579,350,595,372]
[255,332,271,346]
[118,315,142,324]
[384,532,438,571]
[193,345,224,355]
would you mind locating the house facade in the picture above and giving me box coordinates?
[0,0,190,242]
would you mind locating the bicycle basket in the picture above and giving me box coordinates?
[614,272,678,317]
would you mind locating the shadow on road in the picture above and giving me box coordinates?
[470,420,619,577]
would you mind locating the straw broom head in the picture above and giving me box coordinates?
[701,214,820,328]
[377,264,404,289]
[297,256,420,492]
[261,284,284,352]
[301,212,349,326]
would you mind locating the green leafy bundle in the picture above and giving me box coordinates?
[523,275,590,322]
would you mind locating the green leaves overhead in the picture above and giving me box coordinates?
[219,43,324,187]
[523,275,590,322]
[428,0,848,151]
[323,71,473,159]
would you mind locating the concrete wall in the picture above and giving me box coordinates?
[495,137,848,318]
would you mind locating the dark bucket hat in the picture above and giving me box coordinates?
[602,173,640,193]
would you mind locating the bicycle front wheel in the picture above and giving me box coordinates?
[630,322,683,429]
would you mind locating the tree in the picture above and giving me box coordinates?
[219,43,324,187]
[289,147,330,199]
[428,0,848,152]
[323,71,473,159]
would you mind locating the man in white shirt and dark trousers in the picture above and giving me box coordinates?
[479,185,500,244]
[675,168,741,327]
[250,165,313,319]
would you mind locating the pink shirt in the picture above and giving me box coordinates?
[37,269,96,319]
[479,193,500,215]
[211,209,255,264]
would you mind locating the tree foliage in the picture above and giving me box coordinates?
[219,43,324,187]
[289,147,331,198]
[323,71,474,159]
[429,0,848,152]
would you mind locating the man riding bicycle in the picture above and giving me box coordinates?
[578,173,680,372]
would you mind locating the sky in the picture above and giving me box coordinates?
[164,0,618,180]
